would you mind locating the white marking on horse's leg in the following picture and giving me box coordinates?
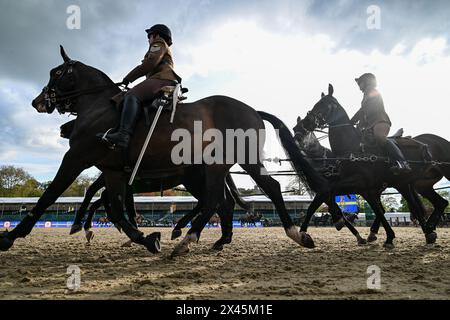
[171,233,198,257]
[85,230,94,243]
[285,225,302,245]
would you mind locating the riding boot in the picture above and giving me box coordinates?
[385,139,412,175]
[96,94,141,149]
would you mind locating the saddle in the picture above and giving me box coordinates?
[111,83,189,125]
[358,127,432,163]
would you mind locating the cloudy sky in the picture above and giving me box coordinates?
[0,0,449,190]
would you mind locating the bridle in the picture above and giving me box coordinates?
[304,97,352,132]
[42,60,123,115]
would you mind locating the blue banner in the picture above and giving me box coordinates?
[335,195,358,213]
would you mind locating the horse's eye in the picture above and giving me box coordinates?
[56,70,62,75]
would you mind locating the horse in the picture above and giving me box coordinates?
[293,115,450,245]
[0,46,327,256]
[290,118,368,246]
[291,84,449,247]
[64,114,251,249]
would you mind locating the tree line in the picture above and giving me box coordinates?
[0,165,99,197]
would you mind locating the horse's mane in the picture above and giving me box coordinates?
[78,61,117,87]
[326,95,362,142]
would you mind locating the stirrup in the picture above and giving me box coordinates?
[390,162,411,175]
[99,128,116,150]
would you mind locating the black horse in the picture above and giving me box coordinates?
[0,46,327,256]
[292,84,448,247]
[293,114,450,245]
[291,122,368,245]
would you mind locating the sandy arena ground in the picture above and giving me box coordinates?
[0,227,449,300]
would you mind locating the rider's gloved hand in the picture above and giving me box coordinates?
[122,78,131,86]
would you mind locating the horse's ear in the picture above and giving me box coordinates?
[60,45,71,62]
[328,84,334,96]
[297,116,302,123]
[321,92,325,98]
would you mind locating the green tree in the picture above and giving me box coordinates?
[399,190,449,213]
[62,175,98,197]
[380,196,399,212]
[0,165,34,196]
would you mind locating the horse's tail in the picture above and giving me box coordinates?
[414,134,450,181]
[225,174,252,213]
[257,111,329,193]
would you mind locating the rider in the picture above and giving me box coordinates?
[97,24,181,149]
[351,73,411,174]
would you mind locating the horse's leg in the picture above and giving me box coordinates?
[71,174,105,235]
[419,185,449,232]
[408,186,437,244]
[0,151,85,251]
[212,187,235,251]
[367,216,381,242]
[103,170,160,253]
[120,186,137,247]
[124,186,138,229]
[326,197,367,245]
[171,203,202,240]
[241,163,314,248]
[300,194,325,237]
[83,197,103,244]
[172,169,227,257]
[84,198,102,231]
[398,185,436,243]
[364,192,396,249]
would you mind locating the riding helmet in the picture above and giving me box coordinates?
[146,24,172,46]
[355,73,377,89]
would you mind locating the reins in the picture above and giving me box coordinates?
[53,82,124,102]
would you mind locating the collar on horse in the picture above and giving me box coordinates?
[43,60,122,115]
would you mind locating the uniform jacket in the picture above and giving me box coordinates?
[351,89,391,129]
[124,36,180,83]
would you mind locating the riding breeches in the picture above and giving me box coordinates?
[371,122,390,147]
[126,78,175,103]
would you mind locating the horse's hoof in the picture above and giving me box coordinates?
[143,232,161,254]
[211,242,224,251]
[70,224,82,235]
[170,245,190,258]
[357,238,368,246]
[356,234,367,246]
[0,234,13,252]
[171,229,182,240]
[85,230,94,243]
[383,242,395,250]
[425,232,437,244]
[121,240,133,248]
[334,218,345,231]
[300,232,315,249]
[367,232,378,243]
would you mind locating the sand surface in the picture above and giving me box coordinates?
[0,227,449,300]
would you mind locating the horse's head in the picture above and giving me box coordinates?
[300,84,343,132]
[293,116,309,142]
[32,46,80,114]
[32,46,114,115]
